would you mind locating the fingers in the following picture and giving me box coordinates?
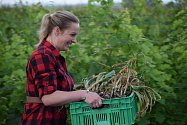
[91,102,97,108]
[85,92,103,108]
[98,98,102,106]
[92,96,102,108]
[91,100,102,108]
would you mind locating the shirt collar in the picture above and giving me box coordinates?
[41,39,60,57]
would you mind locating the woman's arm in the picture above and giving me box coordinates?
[29,53,102,108]
[41,90,102,108]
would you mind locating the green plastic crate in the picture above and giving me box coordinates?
[70,92,137,125]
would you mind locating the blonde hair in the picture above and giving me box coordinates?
[37,11,79,45]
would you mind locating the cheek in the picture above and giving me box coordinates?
[58,38,65,45]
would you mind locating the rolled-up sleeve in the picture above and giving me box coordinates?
[29,53,57,99]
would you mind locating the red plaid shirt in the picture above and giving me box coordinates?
[20,40,74,125]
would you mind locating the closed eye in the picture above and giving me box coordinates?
[70,34,77,37]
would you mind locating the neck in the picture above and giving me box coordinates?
[46,35,58,51]
[47,35,56,46]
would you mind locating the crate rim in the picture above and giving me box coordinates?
[70,92,135,106]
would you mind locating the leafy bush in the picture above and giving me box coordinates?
[0,0,186,125]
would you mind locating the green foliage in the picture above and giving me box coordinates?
[0,4,48,124]
[0,0,186,125]
[161,7,187,124]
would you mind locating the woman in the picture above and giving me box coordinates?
[20,10,102,125]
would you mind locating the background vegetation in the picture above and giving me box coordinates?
[0,0,186,124]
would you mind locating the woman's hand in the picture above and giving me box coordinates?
[83,91,103,108]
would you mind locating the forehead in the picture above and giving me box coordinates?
[66,23,79,33]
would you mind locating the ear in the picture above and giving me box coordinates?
[53,26,61,36]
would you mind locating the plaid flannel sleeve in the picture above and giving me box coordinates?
[29,53,57,99]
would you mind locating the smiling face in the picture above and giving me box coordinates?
[49,23,80,51]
